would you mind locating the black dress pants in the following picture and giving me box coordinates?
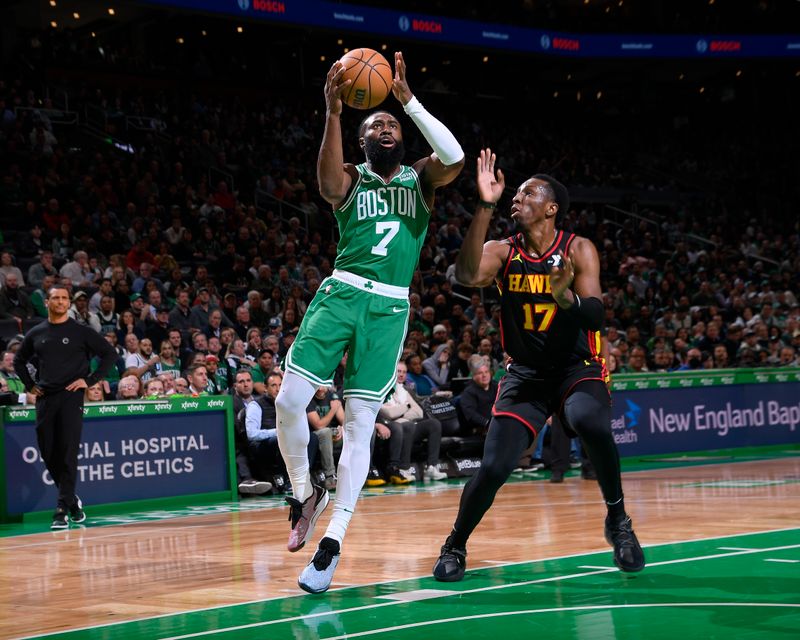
[35,389,85,510]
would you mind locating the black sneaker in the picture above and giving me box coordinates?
[432,536,467,582]
[605,515,645,573]
[581,465,597,481]
[238,478,273,495]
[550,469,565,483]
[365,467,386,487]
[69,496,86,524]
[51,508,68,530]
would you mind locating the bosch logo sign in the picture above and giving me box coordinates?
[237,0,249,10]
[696,39,708,53]
[412,18,443,33]
[252,0,285,12]
[398,16,410,31]
[710,40,742,52]
[552,37,580,51]
[540,34,551,50]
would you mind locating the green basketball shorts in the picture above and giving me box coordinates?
[284,270,409,402]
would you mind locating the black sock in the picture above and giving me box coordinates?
[449,527,467,549]
[606,496,626,521]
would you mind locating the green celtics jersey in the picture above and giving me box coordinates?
[333,163,431,287]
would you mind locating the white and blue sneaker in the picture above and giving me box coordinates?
[298,537,341,594]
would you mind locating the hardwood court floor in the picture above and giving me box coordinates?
[3,453,799,639]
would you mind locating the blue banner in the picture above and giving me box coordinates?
[141,0,800,58]
[612,383,800,457]
[4,413,230,514]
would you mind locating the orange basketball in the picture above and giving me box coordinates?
[339,48,393,110]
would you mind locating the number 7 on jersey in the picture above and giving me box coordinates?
[371,221,400,256]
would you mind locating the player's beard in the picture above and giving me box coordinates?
[364,137,405,175]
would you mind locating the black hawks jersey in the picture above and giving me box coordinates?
[496,230,601,372]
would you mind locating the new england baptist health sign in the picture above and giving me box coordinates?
[609,369,800,456]
[1,397,235,517]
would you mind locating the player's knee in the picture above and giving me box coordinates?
[564,391,610,439]
[275,391,300,416]
[477,460,513,489]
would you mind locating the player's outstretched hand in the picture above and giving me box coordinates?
[324,61,352,116]
[476,148,505,206]
[549,250,576,303]
[391,52,413,105]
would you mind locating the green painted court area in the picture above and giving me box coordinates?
[24,528,800,640]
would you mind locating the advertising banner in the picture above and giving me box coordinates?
[611,381,800,457]
[2,397,232,515]
[141,0,800,59]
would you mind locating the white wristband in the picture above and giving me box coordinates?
[402,96,464,166]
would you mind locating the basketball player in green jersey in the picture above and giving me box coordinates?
[276,51,464,593]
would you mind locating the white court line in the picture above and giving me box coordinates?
[765,559,800,563]
[718,546,757,551]
[321,603,800,640]
[15,527,800,640]
[155,542,800,640]
[578,565,614,570]
[376,589,460,602]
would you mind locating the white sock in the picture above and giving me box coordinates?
[324,397,381,545]
[275,372,316,502]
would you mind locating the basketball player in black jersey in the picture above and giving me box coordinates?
[433,149,644,581]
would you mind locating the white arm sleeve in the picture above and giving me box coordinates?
[402,96,464,166]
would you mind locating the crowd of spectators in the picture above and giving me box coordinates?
[1,22,799,490]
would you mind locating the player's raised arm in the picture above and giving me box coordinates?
[455,149,508,287]
[318,61,355,206]
[391,52,464,198]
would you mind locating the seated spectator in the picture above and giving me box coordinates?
[250,348,276,396]
[157,339,181,379]
[245,372,316,487]
[116,375,141,400]
[116,309,141,343]
[457,355,498,436]
[448,342,474,396]
[27,251,58,289]
[621,346,649,373]
[142,378,166,398]
[31,274,56,318]
[173,377,189,395]
[95,295,119,335]
[231,369,272,495]
[1,351,26,395]
[306,386,345,491]
[245,327,263,358]
[713,344,732,369]
[0,273,33,321]
[59,250,95,290]
[404,353,440,397]
[779,346,798,367]
[0,376,34,406]
[377,361,447,484]
[226,338,254,375]
[0,252,25,287]
[185,363,209,395]
[125,337,160,382]
[84,382,106,403]
[422,344,452,391]
[68,291,100,331]
[203,355,227,394]
[157,373,176,395]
